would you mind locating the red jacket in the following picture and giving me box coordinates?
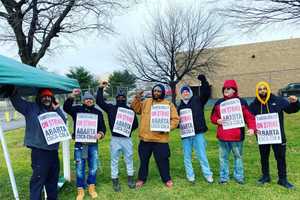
[210,80,256,141]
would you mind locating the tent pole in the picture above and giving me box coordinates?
[0,124,19,200]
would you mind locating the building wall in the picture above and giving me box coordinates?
[178,38,300,98]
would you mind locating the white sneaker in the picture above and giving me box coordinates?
[205,176,214,183]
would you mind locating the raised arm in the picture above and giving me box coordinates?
[96,84,113,113]
[283,95,300,114]
[131,91,144,115]
[198,74,211,105]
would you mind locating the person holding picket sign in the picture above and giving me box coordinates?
[177,74,213,184]
[211,80,255,185]
[249,81,300,189]
[131,84,179,188]
[7,87,69,200]
[96,81,138,192]
[63,89,106,200]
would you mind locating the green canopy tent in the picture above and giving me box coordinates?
[0,54,79,96]
[0,54,79,200]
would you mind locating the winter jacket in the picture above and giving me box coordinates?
[249,81,300,143]
[96,87,138,137]
[10,94,66,150]
[63,97,106,145]
[210,80,256,142]
[177,80,211,135]
[131,84,179,143]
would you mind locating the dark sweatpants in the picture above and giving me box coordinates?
[259,143,287,180]
[138,140,171,183]
[30,147,59,200]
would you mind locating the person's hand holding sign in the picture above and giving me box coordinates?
[288,95,298,103]
[247,129,255,136]
[217,119,223,125]
[96,131,105,140]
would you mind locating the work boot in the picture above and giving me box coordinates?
[277,179,295,190]
[112,178,121,192]
[88,184,98,199]
[257,175,271,185]
[76,187,84,200]
[128,176,136,189]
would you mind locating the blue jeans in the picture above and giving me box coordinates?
[181,133,213,181]
[110,136,134,179]
[74,144,99,188]
[219,141,244,182]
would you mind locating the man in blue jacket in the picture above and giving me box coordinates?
[177,74,213,184]
[9,88,65,200]
[97,81,138,192]
[63,89,106,199]
[249,81,300,189]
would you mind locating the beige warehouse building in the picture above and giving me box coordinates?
[179,38,300,98]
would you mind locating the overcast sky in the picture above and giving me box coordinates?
[1,0,300,79]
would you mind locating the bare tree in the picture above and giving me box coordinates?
[0,0,137,66]
[217,0,300,30]
[119,5,222,104]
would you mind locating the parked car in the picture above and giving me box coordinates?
[278,83,300,97]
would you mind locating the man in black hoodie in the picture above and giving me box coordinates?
[97,81,138,192]
[249,81,300,189]
[177,74,213,184]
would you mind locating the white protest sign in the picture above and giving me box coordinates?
[113,107,135,137]
[256,113,282,144]
[150,104,170,132]
[220,98,245,130]
[179,108,195,138]
[75,113,98,143]
[38,112,71,145]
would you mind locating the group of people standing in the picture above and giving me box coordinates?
[4,73,299,200]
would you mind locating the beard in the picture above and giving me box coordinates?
[116,99,126,106]
[259,93,267,99]
[41,100,51,107]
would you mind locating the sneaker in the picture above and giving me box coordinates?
[277,179,295,190]
[112,178,121,192]
[257,175,271,185]
[187,179,195,185]
[165,180,173,188]
[127,176,136,189]
[234,179,245,185]
[218,180,228,185]
[205,176,214,184]
[135,180,145,189]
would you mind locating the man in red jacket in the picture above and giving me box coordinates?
[211,80,255,184]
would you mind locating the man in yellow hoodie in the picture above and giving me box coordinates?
[249,81,300,189]
[131,84,179,188]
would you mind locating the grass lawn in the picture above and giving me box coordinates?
[1,108,300,200]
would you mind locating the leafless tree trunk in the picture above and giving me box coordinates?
[119,4,222,104]
[0,0,137,66]
[216,0,300,30]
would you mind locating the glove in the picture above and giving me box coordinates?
[197,74,207,82]
[0,85,16,98]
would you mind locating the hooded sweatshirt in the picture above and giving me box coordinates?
[10,93,66,150]
[210,80,256,141]
[96,87,138,137]
[249,81,300,143]
[63,97,106,146]
[177,81,211,135]
[131,84,179,143]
